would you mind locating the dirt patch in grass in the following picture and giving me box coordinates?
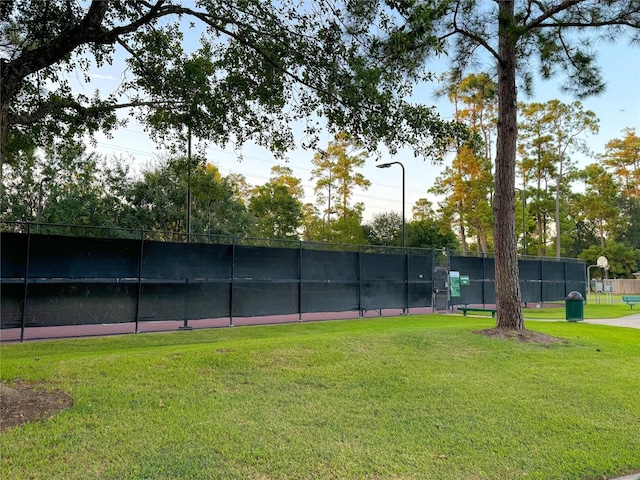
[0,380,73,432]
[474,327,567,345]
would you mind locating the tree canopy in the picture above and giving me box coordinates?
[1,0,466,197]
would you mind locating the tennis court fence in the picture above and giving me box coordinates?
[1,222,586,341]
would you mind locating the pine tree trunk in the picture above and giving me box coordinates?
[493,0,524,330]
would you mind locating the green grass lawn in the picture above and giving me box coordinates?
[1,316,639,480]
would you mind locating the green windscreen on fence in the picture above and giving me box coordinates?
[1,230,587,335]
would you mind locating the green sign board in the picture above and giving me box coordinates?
[450,271,461,297]
[460,275,470,286]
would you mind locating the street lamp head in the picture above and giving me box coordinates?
[376,163,393,169]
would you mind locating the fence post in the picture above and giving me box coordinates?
[229,237,235,327]
[431,249,435,313]
[135,229,144,333]
[405,249,409,314]
[540,260,544,305]
[20,223,32,342]
[358,245,362,317]
[298,242,303,321]
[483,255,490,308]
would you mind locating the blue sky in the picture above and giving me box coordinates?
[86,35,640,223]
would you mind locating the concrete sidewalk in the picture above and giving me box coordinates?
[582,312,640,329]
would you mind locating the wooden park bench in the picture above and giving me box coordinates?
[457,307,498,318]
[622,295,640,309]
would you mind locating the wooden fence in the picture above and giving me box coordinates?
[603,279,640,295]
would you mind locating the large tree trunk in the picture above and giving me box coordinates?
[493,0,524,330]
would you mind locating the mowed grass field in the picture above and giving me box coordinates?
[1,315,639,480]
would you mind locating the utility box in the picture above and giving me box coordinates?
[565,291,584,322]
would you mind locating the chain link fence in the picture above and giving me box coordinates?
[1,222,586,341]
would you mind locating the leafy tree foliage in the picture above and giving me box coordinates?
[325,209,368,246]
[128,159,253,239]
[579,243,640,279]
[268,166,305,201]
[300,202,321,242]
[365,211,403,247]
[518,102,556,256]
[616,197,640,250]
[1,141,40,223]
[430,143,493,255]
[365,210,458,250]
[310,133,371,220]
[249,183,303,240]
[432,73,496,255]
[406,219,459,250]
[517,99,599,257]
[411,198,436,222]
[1,141,134,231]
[574,164,620,249]
[545,101,599,257]
[601,128,640,199]
[2,0,465,197]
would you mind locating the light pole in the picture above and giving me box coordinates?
[516,187,526,255]
[37,176,52,234]
[184,91,197,244]
[376,162,405,248]
[322,210,337,242]
[186,124,192,243]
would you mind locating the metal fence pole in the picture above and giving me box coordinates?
[431,250,435,313]
[540,260,544,305]
[20,223,32,342]
[482,255,487,308]
[135,230,144,333]
[358,245,362,317]
[405,250,409,314]
[229,237,235,327]
[298,242,303,321]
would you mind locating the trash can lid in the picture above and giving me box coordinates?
[566,291,584,300]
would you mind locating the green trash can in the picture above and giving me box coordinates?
[565,291,584,322]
